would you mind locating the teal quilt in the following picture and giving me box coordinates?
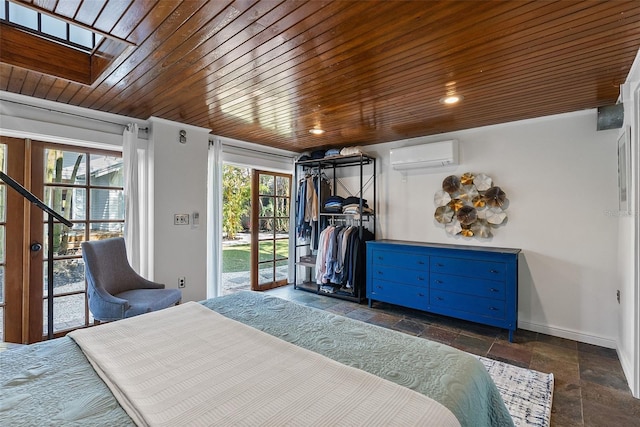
[1,291,513,426]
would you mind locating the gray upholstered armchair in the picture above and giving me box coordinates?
[81,237,182,322]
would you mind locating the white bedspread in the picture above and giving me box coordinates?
[69,302,461,427]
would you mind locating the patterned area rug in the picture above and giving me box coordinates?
[476,356,554,427]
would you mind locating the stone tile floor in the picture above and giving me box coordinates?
[265,285,640,427]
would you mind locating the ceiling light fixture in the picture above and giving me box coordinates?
[440,94,464,105]
[309,128,325,135]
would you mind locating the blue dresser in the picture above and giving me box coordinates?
[366,240,520,342]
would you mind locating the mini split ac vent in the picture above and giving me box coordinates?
[390,140,459,170]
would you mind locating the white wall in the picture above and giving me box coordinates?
[363,110,620,348]
[148,117,210,302]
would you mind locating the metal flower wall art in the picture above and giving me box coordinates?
[434,173,508,238]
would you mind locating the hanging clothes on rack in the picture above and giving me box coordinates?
[297,171,331,249]
[296,178,311,239]
[314,225,374,294]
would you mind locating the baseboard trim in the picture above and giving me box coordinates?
[518,321,616,349]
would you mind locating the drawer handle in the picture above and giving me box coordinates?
[377,256,383,260]
[376,285,383,289]
[436,263,444,267]
[489,307,499,311]
[417,276,425,281]
[377,271,383,275]
[490,269,499,274]
[435,279,443,284]
[490,288,499,292]
[436,297,444,301]
[417,260,425,265]
[418,293,424,297]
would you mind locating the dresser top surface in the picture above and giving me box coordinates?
[369,239,521,254]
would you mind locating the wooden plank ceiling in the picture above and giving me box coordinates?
[1,0,639,152]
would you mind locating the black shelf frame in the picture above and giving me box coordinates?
[292,153,376,303]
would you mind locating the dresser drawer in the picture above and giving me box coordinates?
[369,280,428,311]
[371,265,428,287]
[371,250,428,270]
[431,273,505,300]
[430,289,505,320]
[430,256,506,281]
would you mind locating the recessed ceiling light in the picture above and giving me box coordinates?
[309,128,325,135]
[440,94,464,105]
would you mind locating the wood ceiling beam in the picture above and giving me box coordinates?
[0,23,91,85]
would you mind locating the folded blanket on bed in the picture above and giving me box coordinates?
[69,301,461,427]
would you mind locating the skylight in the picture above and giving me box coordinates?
[0,0,103,51]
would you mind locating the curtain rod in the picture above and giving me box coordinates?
[2,99,149,132]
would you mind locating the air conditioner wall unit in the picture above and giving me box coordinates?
[390,140,459,170]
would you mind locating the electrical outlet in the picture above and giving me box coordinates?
[617,289,620,304]
[178,277,186,288]
[174,214,189,225]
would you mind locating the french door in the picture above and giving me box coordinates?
[0,136,124,343]
[250,170,291,291]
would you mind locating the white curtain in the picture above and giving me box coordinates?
[207,138,223,298]
[123,123,141,272]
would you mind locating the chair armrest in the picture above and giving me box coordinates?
[135,275,166,289]
[88,285,130,321]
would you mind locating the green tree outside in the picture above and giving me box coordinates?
[222,165,250,240]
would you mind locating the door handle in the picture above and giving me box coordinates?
[30,242,43,252]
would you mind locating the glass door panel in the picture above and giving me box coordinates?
[251,170,291,291]
[40,144,123,336]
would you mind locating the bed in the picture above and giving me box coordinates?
[1,291,514,426]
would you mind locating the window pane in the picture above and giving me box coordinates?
[69,25,93,48]
[95,33,103,47]
[260,196,274,217]
[0,2,5,21]
[44,187,86,221]
[89,189,124,220]
[259,175,274,195]
[276,176,289,196]
[9,2,37,30]
[275,259,288,282]
[259,240,274,262]
[275,196,289,217]
[0,184,5,222]
[257,261,274,285]
[44,149,86,184]
[275,238,288,261]
[0,225,4,263]
[0,306,3,342]
[0,266,4,304]
[43,258,85,295]
[258,219,274,237]
[88,222,124,240]
[41,13,66,39]
[43,222,85,257]
[43,293,87,334]
[89,154,123,187]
